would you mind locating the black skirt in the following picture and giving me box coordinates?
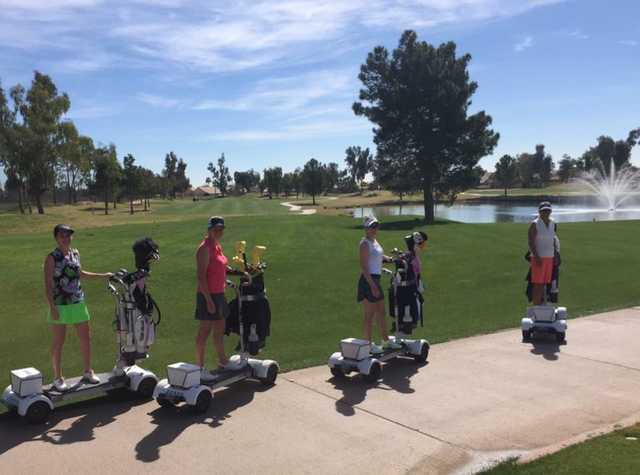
[357,274,384,303]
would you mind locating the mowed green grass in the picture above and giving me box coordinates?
[0,198,639,394]
[482,423,640,475]
[0,194,290,235]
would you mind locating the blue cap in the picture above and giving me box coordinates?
[208,216,225,230]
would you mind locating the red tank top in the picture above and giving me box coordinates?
[203,239,227,293]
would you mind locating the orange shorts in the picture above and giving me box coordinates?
[531,257,554,284]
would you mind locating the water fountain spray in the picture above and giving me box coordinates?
[575,160,640,211]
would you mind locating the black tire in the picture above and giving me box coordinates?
[330,366,346,379]
[259,364,278,387]
[6,406,19,418]
[26,401,51,424]
[157,396,175,408]
[556,332,566,343]
[414,342,430,363]
[522,330,532,342]
[136,377,157,399]
[193,390,212,413]
[364,362,381,383]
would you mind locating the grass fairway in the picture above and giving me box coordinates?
[482,423,640,475]
[1,197,639,399]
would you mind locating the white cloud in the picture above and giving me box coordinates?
[1,1,567,73]
[567,29,589,40]
[0,0,101,9]
[66,104,119,119]
[618,40,638,46]
[193,69,355,112]
[137,93,182,108]
[203,118,368,142]
[514,35,534,52]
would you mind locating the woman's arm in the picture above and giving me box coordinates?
[196,243,216,311]
[44,255,57,314]
[80,270,113,279]
[359,241,375,285]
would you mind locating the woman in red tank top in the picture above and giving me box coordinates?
[194,216,246,379]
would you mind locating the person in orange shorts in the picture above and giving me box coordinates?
[527,202,559,304]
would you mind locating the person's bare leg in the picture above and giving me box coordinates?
[75,322,93,373]
[212,320,228,366]
[532,284,543,305]
[375,300,389,341]
[51,324,66,379]
[195,321,213,367]
[363,300,375,342]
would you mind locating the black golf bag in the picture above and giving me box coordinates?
[225,272,272,356]
[524,250,561,303]
[388,252,424,335]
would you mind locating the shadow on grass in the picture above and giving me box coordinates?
[0,394,148,456]
[329,358,426,417]
[347,218,455,231]
[135,380,272,463]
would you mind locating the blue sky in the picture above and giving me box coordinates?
[1,0,638,186]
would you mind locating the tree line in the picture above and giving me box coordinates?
[494,129,640,196]
[0,71,190,215]
[203,147,374,206]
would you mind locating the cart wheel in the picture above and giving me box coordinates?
[414,342,430,363]
[137,377,157,399]
[259,363,278,387]
[193,390,212,413]
[522,330,532,342]
[157,396,175,408]
[6,406,19,418]
[330,366,346,379]
[26,401,51,424]
[364,362,381,383]
[556,332,566,343]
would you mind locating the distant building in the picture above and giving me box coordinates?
[477,172,495,189]
[192,185,221,197]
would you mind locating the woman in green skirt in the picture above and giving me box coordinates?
[44,224,113,392]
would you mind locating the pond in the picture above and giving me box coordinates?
[349,202,640,223]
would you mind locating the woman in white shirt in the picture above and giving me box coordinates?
[357,217,401,354]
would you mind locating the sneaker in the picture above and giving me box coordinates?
[53,377,69,392]
[370,344,384,354]
[219,356,246,371]
[82,371,100,384]
[383,340,403,350]
[200,368,216,382]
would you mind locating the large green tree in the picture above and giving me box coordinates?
[122,153,141,214]
[581,130,640,173]
[374,153,420,201]
[208,153,231,196]
[92,144,121,215]
[353,30,499,223]
[301,158,323,205]
[344,146,372,193]
[494,154,518,196]
[14,72,70,214]
[263,167,284,197]
[234,169,260,194]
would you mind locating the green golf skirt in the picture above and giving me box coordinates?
[48,302,91,325]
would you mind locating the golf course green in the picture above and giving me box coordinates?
[1,195,639,392]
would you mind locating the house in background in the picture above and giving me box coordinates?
[191,185,221,198]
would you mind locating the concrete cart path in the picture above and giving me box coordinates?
[2,308,640,474]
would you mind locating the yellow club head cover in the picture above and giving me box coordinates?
[235,241,246,255]
[251,245,267,266]
[232,255,245,271]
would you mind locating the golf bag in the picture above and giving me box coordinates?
[226,272,272,356]
[388,252,424,335]
[109,238,161,367]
